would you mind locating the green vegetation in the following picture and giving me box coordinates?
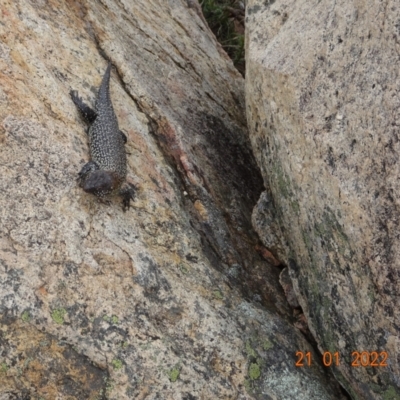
[244,378,253,392]
[111,359,123,370]
[179,263,189,274]
[104,377,115,397]
[244,339,264,394]
[383,386,400,400]
[103,314,119,324]
[200,0,245,75]
[51,308,67,324]
[167,366,180,382]
[263,339,273,351]
[245,341,257,358]
[21,310,31,322]
[248,362,261,380]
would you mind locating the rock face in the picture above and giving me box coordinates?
[246,0,400,399]
[0,0,345,399]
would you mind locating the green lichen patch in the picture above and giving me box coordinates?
[103,314,119,324]
[179,263,189,274]
[383,386,400,400]
[248,362,261,380]
[245,341,257,358]
[0,362,8,373]
[262,339,273,351]
[167,366,180,382]
[21,310,31,322]
[244,378,253,393]
[102,377,115,397]
[51,308,67,324]
[111,359,123,370]
[213,290,224,300]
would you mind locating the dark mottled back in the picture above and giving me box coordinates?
[89,63,127,183]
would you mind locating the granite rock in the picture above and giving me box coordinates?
[0,0,344,398]
[246,0,400,398]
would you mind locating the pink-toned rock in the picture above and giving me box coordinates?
[246,0,400,398]
[0,0,345,399]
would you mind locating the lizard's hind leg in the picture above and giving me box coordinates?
[119,182,137,211]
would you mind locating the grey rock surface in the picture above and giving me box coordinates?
[246,0,400,399]
[0,0,345,399]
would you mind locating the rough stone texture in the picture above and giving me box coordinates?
[279,268,299,310]
[252,191,288,263]
[0,0,345,399]
[246,0,400,399]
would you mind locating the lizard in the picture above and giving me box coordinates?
[70,63,136,211]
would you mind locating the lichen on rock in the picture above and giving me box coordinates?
[246,0,400,398]
[0,0,347,399]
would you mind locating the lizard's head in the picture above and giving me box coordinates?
[82,170,119,198]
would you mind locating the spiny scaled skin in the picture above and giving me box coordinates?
[70,63,135,210]
[90,63,126,180]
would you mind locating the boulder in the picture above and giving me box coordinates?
[0,0,344,399]
[246,0,400,399]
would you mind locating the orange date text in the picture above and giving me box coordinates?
[295,351,388,367]
[351,351,388,367]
